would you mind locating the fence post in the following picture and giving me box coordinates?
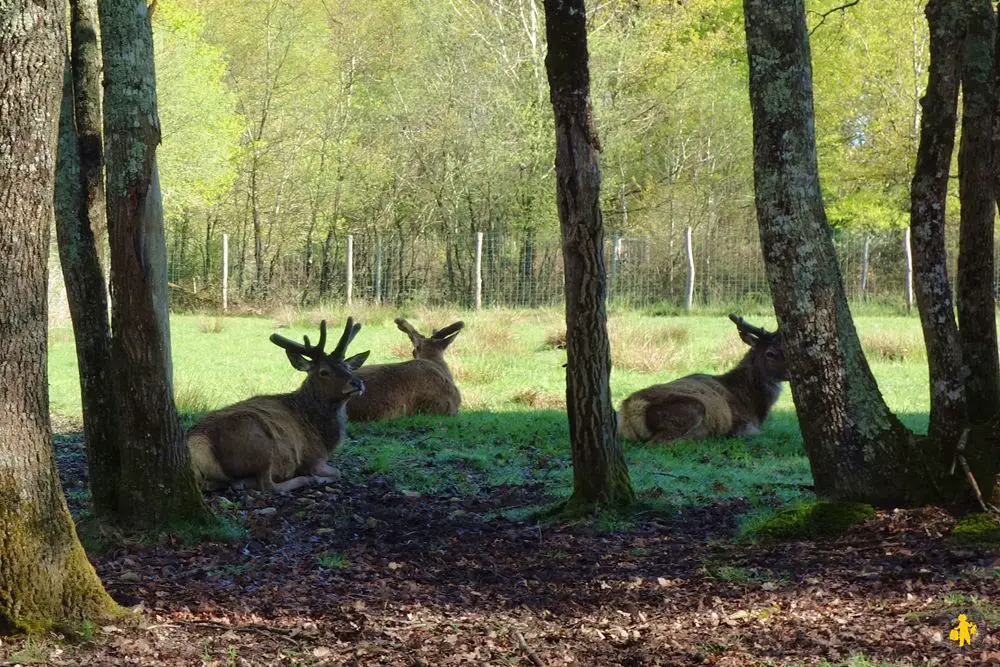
[903,228,913,313]
[610,230,621,303]
[475,231,484,310]
[346,234,354,306]
[859,234,871,295]
[222,232,229,312]
[685,226,695,312]
[374,242,382,305]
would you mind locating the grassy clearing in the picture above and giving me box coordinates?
[47,308,935,517]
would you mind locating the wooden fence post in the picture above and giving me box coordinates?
[374,242,382,305]
[222,232,228,312]
[346,234,354,306]
[859,234,871,295]
[475,231,483,310]
[685,226,695,312]
[903,228,913,313]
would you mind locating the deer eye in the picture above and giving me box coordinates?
[318,368,332,378]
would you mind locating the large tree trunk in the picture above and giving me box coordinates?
[957,0,1000,422]
[543,0,634,511]
[744,0,919,504]
[99,0,212,528]
[0,0,117,632]
[909,0,969,448]
[54,0,125,518]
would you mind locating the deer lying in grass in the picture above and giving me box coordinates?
[346,318,464,421]
[618,314,788,443]
[186,319,370,493]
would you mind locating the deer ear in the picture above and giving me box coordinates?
[344,350,370,370]
[285,350,313,372]
[738,330,759,347]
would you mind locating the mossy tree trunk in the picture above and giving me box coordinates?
[0,0,118,633]
[54,0,124,519]
[744,0,1000,506]
[543,0,634,511]
[957,0,1000,424]
[743,0,922,504]
[98,0,212,528]
[910,0,970,448]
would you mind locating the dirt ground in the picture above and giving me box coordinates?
[4,436,1000,666]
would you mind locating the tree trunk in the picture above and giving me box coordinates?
[99,0,212,528]
[958,0,1000,422]
[744,0,919,504]
[909,0,969,449]
[0,0,117,632]
[544,0,634,511]
[55,52,124,518]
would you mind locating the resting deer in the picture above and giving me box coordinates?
[186,319,370,493]
[618,314,788,443]
[346,318,463,421]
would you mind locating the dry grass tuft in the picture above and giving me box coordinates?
[390,341,413,360]
[608,319,685,374]
[510,388,565,410]
[466,320,518,355]
[861,331,922,362]
[174,383,216,416]
[716,335,747,369]
[450,357,502,386]
[272,305,309,330]
[198,316,226,334]
[543,329,567,350]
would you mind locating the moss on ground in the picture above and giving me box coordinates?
[948,513,1000,547]
[742,500,875,542]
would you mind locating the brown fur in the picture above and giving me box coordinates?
[619,315,788,443]
[186,320,369,493]
[347,318,463,421]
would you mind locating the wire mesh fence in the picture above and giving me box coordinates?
[154,222,988,312]
[339,225,932,311]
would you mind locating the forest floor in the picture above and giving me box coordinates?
[4,429,999,667]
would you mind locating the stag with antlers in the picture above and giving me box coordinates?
[618,314,788,443]
[186,319,369,493]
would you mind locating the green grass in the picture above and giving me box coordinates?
[47,308,937,521]
[318,552,349,569]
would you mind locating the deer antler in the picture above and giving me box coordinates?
[728,313,771,338]
[270,320,329,362]
[330,317,361,360]
[431,321,465,339]
[395,317,423,341]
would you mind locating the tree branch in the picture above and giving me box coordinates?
[808,0,861,36]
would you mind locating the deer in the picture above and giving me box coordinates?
[186,319,370,493]
[618,314,788,443]
[346,318,464,421]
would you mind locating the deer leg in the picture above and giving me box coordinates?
[271,475,319,494]
[311,460,342,481]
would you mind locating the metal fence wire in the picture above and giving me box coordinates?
[156,222,989,311]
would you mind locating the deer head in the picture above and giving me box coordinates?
[394,318,464,363]
[270,318,370,404]
[729,313,788,382]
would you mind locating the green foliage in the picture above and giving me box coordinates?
[318,552,349,570]
[949,513,1000,547]
[741,500,876,542]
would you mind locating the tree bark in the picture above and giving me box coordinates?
[910,0,969,448]
[0,0,117,632]
[544,0,634,511]
[99,0,212,528]
[958,0,1000,422]
[55,50,124,518]
[744,0,919,504]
